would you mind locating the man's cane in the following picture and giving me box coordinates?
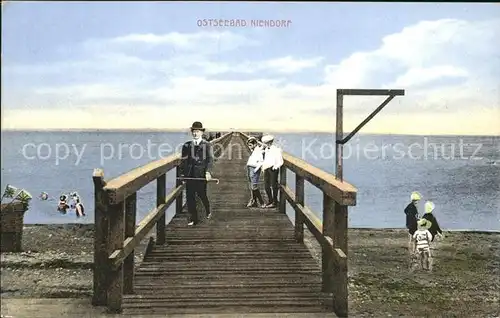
[177,177,220,184]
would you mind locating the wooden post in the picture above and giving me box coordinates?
[295,175,304,243]
[176,166,183,215]
[322,193,335,293]
[333,202,349,316]
[336,90,344,181]
[123,193,136,294]
[156,173,166,245]
[279,166,287,214]
[333,247,348,317]
[92,169,109,306]
[334,203,348,257]
[107,201,125,312]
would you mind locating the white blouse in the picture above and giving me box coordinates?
[247,146,264,169]
[262,145,284,171]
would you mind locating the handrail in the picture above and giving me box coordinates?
[103,154,181,205]
[108,185,184,270]
[92,131,233,312]
[103,132,232,205]
[283,155,356,206]
[238,131,355,317]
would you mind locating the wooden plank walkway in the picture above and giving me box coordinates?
[121,135,333,315]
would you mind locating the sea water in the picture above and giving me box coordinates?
[1,131,499,230]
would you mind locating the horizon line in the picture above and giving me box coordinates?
[1,128,499,137]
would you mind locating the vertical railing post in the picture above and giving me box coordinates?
[107,201,125,312]
[279,166,287,214]
[156,173,166,245]
[175,166,183,215]
[336,90,344,182]
[295,175,304,243]
[322,193,335,293]
[334,203,348,259]
[123,192,136,294]
[333,203,349,317]
[92,169,109,306]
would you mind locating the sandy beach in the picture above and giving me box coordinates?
[1,224,499,317]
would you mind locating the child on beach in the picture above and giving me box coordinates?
[405,191,421,253]
[404,191,421,235]
[422,201,444,241]
[412,218,434,271]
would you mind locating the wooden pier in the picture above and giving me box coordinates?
[92,132,357,317]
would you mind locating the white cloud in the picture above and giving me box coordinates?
[262,56,324,74]
[83,30,260,56]
[3,19,500,135]
[393,66,468,88]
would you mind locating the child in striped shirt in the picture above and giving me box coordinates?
[412,218,433,271]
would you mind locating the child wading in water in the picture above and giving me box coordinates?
[57,194,69,214]
[73,197,86,217]
[412,218,434,271]
[70,193,86,217]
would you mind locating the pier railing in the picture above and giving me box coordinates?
[91,132,232,312]
[239,132,357,317]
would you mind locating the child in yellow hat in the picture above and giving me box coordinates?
[422,201,444,242]
[412,218,433,271]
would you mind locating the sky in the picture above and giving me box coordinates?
[2,2,500,135]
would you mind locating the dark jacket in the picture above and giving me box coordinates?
[422,213,442,237]
[180,140,214,178]
[404,203,418,230]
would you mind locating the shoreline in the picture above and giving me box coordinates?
[19,223,500,233]
[1,224,499,316]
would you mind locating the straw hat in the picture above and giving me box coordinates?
[417,218,432,229]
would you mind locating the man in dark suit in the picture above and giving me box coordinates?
[180,121,214,226]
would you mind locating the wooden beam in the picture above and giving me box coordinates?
[106,201,125,313]
[281,185,328,248]
[334,203,348,256]
[337,89,405,96]
[338,95,396,146]
[322,193,335,293]
[336,91,344,181]
[156,174,166,245]
[324,234,348,316]
[92,169,109,306]
[283,154,357,206]
[333,244,348,317]
[175,166,183,215]
[324,236,347,263]
[104,155,181,205]
[108,185,183,270]
[279,166,287,215]
[295,175,305,243]
[123,193,136,295]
